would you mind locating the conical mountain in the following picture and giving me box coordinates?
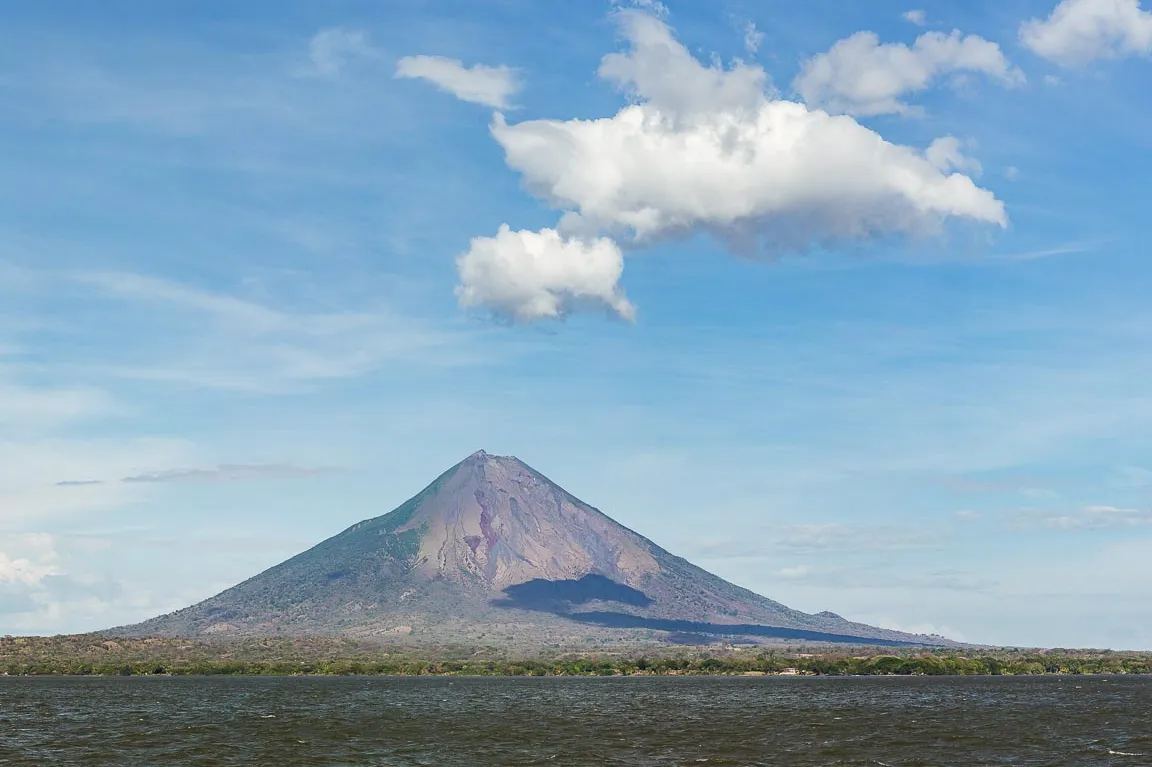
[113,451,947,647]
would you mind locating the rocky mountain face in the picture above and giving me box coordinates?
[111,451,949,647]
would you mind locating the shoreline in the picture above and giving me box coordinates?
[4,634,1152,678]
[4,670,1151,678]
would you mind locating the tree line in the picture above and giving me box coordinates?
[4,635,1152,677]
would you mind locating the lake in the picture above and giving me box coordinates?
[1,675,1149,765]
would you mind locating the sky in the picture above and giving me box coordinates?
[1,0,1151,649]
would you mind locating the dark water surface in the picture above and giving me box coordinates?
[2,675,1150,766]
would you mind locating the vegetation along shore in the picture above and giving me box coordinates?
[4,636,1152,677]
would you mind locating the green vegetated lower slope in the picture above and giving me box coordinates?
[4,635,1151,677]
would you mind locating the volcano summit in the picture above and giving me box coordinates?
[113,451,946,647]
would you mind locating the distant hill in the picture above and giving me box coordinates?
[110,450,951,647]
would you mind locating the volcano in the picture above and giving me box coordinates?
[112,451,947,647]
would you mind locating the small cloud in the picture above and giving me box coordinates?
[925,136,983,175]
[613,0,669,16]
[858,616,969,641]
[770,562,997,595]
[1004,165,1021,180]
[0,533,126,622]
[455,225,634,323]
[776,523,949,553]
[1044,74,1063,85]
[308,27,376,76]
[54,479,105,487]
[743,21,765,54]
[0,534,59,587]
[1012,505,1152,531]
[794,29,1025,116]
[954,509,982,521]
[120,463,335,484]
[1114,465,1152,488]
[691,522,950,557]
[935,474,1052,495]
[986,241,1098,262]
[394,55,520,109]
[903,9,928,26]
[1020,0,1152,67]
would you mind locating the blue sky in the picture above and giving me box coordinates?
[2,0,1151,648]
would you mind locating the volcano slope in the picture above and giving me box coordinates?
[111,451,949,648]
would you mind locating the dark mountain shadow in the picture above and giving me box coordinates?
[493,574,654,610]
[493,575,931,647]
[564,611,930,647]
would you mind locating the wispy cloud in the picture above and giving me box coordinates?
[0,365,195,527]
[1,437,193,527]
[1114,466,1152,488]
[903,9,928,26]
[120,463,335,484]
[742,21,765,54]
[935,474,1054,495]
[795,29,1024,116]
[68,270,475,393]
[55,464,335,486]
[612,0,670,17]
[394,55,521,108]
[308,27,377,76]
[984,241,1100,263]
[0,378,113,434]
[774,563,999,594]
[691,521,952,557]
[1013,505,1152,531]
[0,532,139,627]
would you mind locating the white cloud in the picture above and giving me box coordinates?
[1018,504,1152,530]
[500,14,1007,244]
[903,9,929,26]
[0,378,113,434]
[595,13,771,120]
[74,271,464,392]
[0,534,59,587]
[394,55,520,108]
[309,27,376,76]
[0,366,194,526]
[925,136,983,175]
[459,11,1007,321]
[0,437,192,526]
[1115,465,1152,487]
[743,21,765,54]
[0,533,129,627]
[613,0,669,16]
[120,463,334,484]
[795,29,1025,116]
[1021,0,1152,66]
[456,226,634,322]
[691,522,951,557]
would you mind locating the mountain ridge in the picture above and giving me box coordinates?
[110,450,954,648]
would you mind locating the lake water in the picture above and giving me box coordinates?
[1,675,1150,765]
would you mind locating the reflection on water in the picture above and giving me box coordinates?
[1,675,1150,765]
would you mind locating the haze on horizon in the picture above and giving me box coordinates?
[1,0,1151,650]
